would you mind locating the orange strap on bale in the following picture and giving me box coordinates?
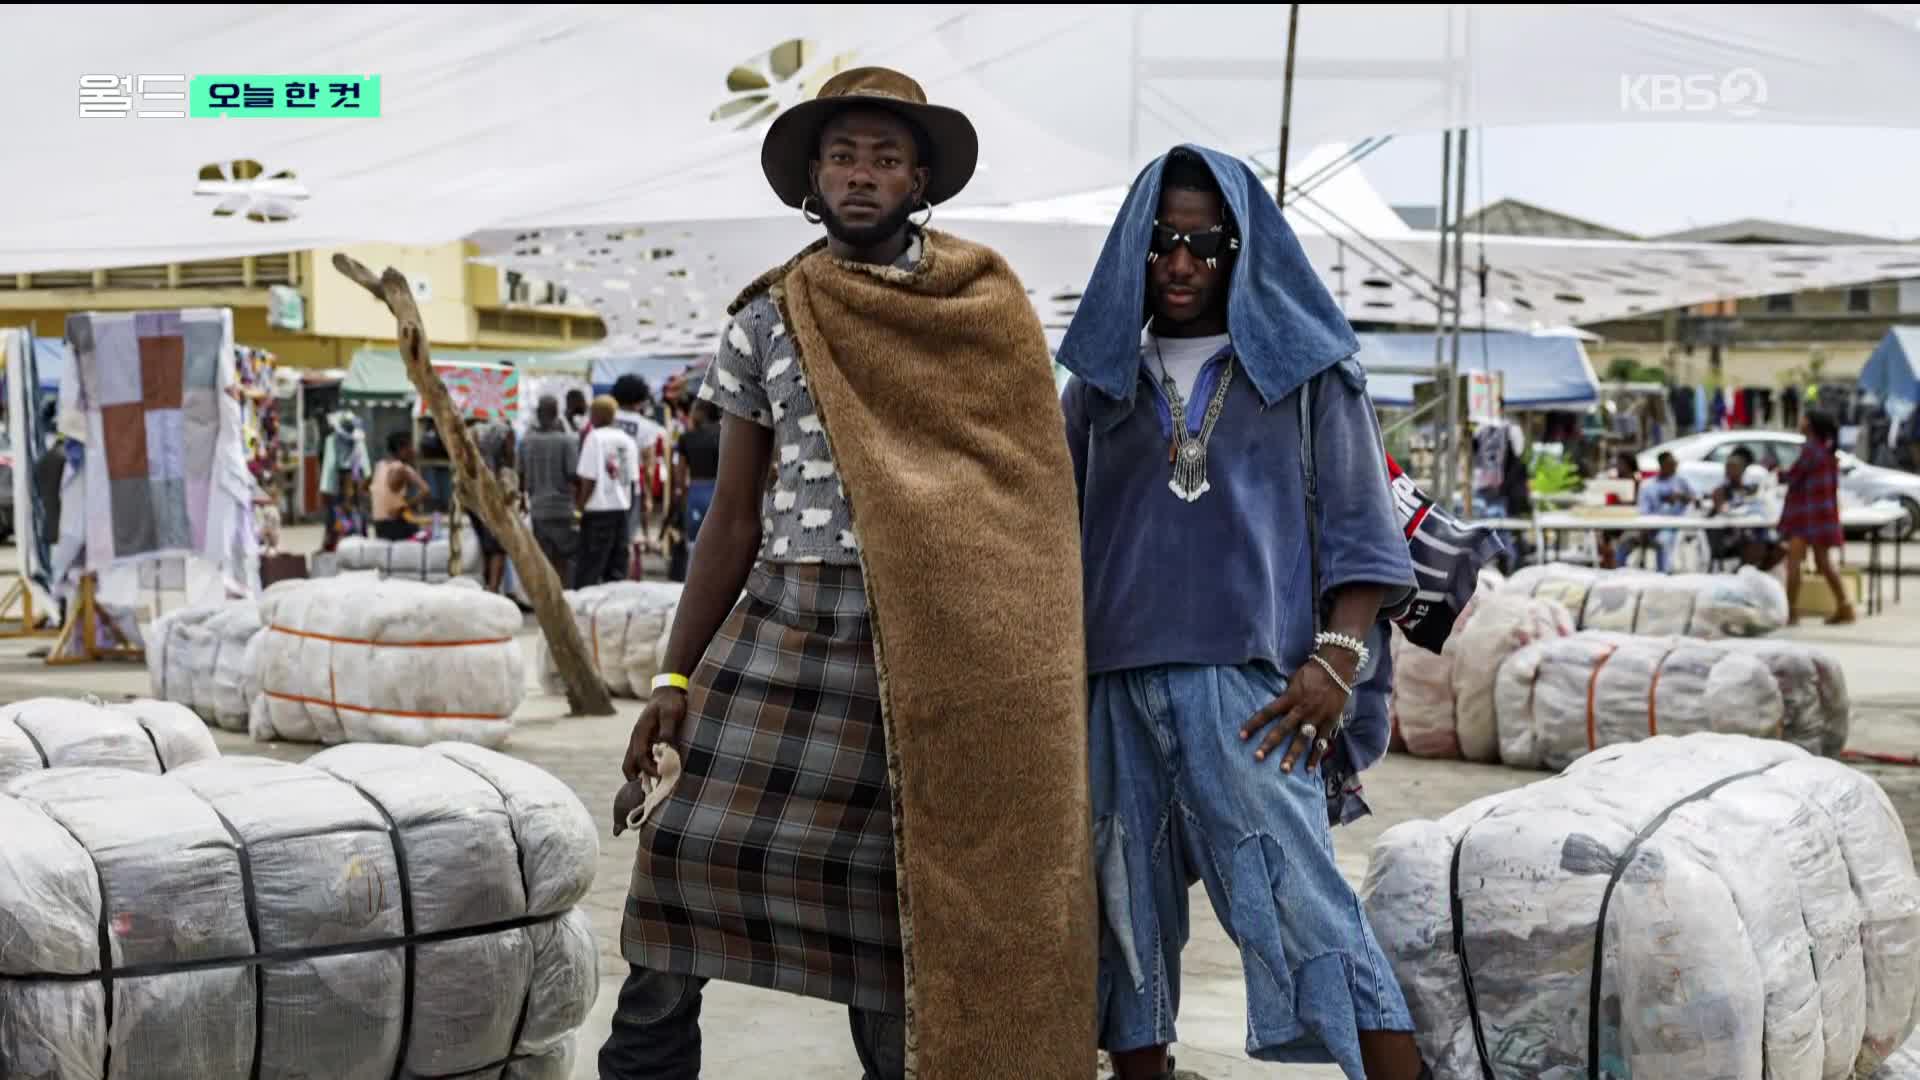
[1842,749,1920,768]
[264,623,514,724]
[1645,644,1680,737]
[1586,645,1619,753]
[268,625,512,649]
[262,690,508,722]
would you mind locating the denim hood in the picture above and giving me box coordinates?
[1055,144,1357,407]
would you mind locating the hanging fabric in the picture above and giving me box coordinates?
[1668,386,1695,432]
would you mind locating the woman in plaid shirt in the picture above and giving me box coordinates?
[1781,409,1856,625]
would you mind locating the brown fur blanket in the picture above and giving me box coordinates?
[745,229,1095,1079]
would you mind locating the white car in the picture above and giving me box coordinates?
[1638,431,1920,540]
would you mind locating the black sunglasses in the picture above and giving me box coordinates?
[1149,221,1239,261]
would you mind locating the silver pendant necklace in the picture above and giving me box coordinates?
[1153,338,1234,503]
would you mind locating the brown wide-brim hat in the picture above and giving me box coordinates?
[761,66,979,209]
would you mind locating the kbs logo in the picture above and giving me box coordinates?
[1619,68,1767,118]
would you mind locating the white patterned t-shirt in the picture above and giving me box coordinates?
[698,288,865,566]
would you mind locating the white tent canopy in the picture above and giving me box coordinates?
[6,5,1920,272]
[1355,331,1602,410]
[472,143,1920,346]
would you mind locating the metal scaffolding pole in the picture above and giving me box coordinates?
[1431,130,1454,504]
[1450,126,1470,513]
[1275,3,1301,201]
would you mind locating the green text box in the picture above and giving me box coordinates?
[190,75,380,118]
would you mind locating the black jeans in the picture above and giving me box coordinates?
[598,965,904,1080]
[573,509,629,588]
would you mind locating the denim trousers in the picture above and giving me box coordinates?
[1089,662,1413,1080]
[598,965,905,1080]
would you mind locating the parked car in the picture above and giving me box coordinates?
[1639,431,1920,540]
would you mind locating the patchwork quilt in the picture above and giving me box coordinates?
[69,309,247,568]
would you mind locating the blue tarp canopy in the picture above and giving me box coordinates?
[1859,327,1920,418]
[1354,331,1601,410]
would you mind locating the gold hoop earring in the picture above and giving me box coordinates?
[801,194,824,225]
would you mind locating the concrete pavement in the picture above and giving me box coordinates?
[0,554,1914,1079]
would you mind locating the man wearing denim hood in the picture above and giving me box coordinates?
[1058,146,1429,1080]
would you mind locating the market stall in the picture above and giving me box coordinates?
[1860,327,1920,469]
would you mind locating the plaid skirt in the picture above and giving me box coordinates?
[621,561,904,1015]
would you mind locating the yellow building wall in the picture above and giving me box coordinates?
[0,243,598,371]
[230,308,372,370]
[1735,282,1901,318]
[1,305,377,371]
[1594,341,1876,392]
[308,242,478,344]
[467,257,504,308]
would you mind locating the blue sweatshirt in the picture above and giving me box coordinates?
[1054,145,1415,775]
[1062,352,1414,770]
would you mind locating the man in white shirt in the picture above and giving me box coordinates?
[610,375,667,561]
[575,395,639,587]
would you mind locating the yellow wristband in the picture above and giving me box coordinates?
[651,673,690,693]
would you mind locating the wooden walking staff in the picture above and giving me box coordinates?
[332,254,615,717]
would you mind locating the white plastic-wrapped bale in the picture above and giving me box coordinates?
[1392,571,1504,760]
[250,577,527,748]
[335,526,482,584]
[1362,733,1920,1080]
[1390,627,1456,757]
[1440,592,1575,763]
[146,603,218,715]
[0,743,599,1080]
[0,698,218,784]
[146,601,264,732]
[1504,563,1789,638]
[535,581,681,698]
[1876,1029,1920,1077]
[1494,631,1850,771]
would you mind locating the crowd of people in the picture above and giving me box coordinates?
[333,371,718,597]
[1583,414,1856,624]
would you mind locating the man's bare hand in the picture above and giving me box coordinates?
[624,687,688,781]
[1239,652,1357,773]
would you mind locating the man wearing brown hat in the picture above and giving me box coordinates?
[603,68,1095,1080]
